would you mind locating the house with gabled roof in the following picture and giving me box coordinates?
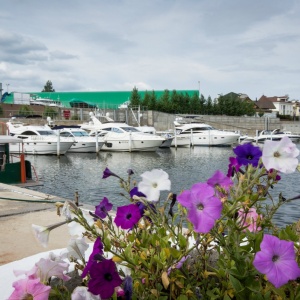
[255,96,276,113]
[257,95,297,117]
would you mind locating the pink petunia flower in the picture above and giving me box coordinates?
[178,183,222,233]
[9,278,51,300]
[207,170,233,196]
[237,208,262,232]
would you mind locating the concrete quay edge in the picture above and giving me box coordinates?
[0,183,94,266]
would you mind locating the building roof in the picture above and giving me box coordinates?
[256,97,276,109]
[258,95,289,103]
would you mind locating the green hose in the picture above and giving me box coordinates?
[0,196,65,204]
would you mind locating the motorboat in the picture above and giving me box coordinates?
[51,126,104,153]
[89,127,165,152]
[0,135,37,184]
[6,119,74,155]
[243,129,300,144]
[30,97,64,108]
[172,122,240,147]
[136,126,174,148]
[83,113,165,152]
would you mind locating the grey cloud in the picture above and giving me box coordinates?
[49,51,78,60]
[0,30,48,64]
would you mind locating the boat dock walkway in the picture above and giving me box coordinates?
[0,183,79,266]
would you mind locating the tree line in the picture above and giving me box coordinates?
[41,81,255,116]
[129,87,256,116]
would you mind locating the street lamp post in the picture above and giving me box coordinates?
[198,81,201,99]
[6,84,10,93]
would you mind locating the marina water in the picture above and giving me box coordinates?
[26,146,300,228]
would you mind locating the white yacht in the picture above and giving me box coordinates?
[52,126,104,153]
[30,97,64,108]
[6,119,74,155]
[83,113,165,152]
[172,122,240,147]
[243,129,300,144]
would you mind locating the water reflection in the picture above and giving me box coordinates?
[26,145,300,227]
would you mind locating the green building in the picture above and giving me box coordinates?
[2,90,198,109]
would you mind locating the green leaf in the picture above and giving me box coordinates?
[176,295,188,300]
[178,233,187,248]
[229,274,244,293]
[223,294,231,300]
[279,225,299,242]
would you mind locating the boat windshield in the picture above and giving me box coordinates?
[37,131,56,136]
[121,127,140,132]
[72,131,89,137]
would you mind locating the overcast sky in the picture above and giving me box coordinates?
[0,0,300,100]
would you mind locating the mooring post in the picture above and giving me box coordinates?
[75,191,79,206]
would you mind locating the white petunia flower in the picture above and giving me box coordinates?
[262,136,300,174]
[67,209,94,237]
[65,237,89,261]
[71,286,101,300]
[32,221,67,247]
[138,169,171,202]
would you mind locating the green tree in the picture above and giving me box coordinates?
[18,105,34,116]
[43,107,58,119]
[148,91,157,110]
[129,87,141,107]
[141,91,151,109]
[182,93,191,113]
[206,96,213,114]
[189,93,200,114]
[199,94,206,114]
[170,90,180,113]
[242,100,256,116]
[158,89,170,112]
[42,80,55,92]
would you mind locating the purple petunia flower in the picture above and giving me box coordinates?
[168,255,191,275]
[102,167,120,179]
[130,187,146,199]
[87,259,122,299]
[114,204,141,230]
[82,237,104,278]
[127,169,134,176]
[207,170,233,193]
[253,234,300,288]
[268,169,281,182]
[95,197,113,219]
[123,276,133,300]
[233,143,262,167]
[177,183,222,233]
[227,157,241,177]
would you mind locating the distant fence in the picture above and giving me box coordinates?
[1,103,298,135]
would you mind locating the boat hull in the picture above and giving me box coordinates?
[100,134,163,152]
[9,140,73,155]
[67,141,105,153]
[191,133,240,146]
[171,136,190,147]
[159,137,174,148]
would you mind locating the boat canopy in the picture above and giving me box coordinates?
[0,136,23,143]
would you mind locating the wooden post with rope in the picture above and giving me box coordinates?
[75,191,79,206]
